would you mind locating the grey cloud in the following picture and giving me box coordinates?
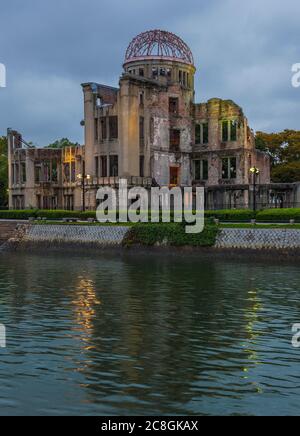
[0,0,299,144]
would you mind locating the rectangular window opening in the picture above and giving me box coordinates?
[52,159,58,182]
[193,160,208,181]
[140,156,144,178]
[230,120,238,141]
[222,121,229,142]
[152,67,158,78]
[95,156,99,177]
[169,97,179,115]
[139,117,145,147]
[195,124,201,144]
[95,118,99,141]
[21,162,26,183]
[109,155,119,177]
[203,123,209,144]
[109,116,118,140]
[222,157,237,179]
[101,117,107,141]
[100,156,108,177]
[170,129,180,151]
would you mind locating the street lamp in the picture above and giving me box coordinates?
[77,172,91,212]
[250,167,260,212]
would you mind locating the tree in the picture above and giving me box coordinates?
[255,130,300,183]
[0,136,8,208]
[47,138,80,149]
[271,162,300,183]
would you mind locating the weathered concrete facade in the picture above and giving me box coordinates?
[80,30,274,210]
[8,129,85,210]
[8,30,300,210]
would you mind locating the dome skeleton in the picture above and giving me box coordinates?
[125,30,194,66]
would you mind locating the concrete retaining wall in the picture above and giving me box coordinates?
[4,223,300,251]
[216,228,300,250]
[24,225,130,246]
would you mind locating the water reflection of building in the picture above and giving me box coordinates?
[67,256,266,411]
[1,253,269,412]
[72,278,101,345]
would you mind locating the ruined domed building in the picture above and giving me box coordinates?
[8,30,300,210]
[82,29,271,209]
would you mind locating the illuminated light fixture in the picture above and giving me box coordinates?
[250,167,260,212]
[250,167,260,175]
[76,173,91,211]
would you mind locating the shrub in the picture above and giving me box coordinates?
[256,208,300,222]
[2,208,300,223]
[0,209,96,220]
[37,210,82,219]
[204,209,256,222]
[79,211,97,220]
[0,209,39,219]
[123,223,219,247]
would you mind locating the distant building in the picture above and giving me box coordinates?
[8,30,300,210]
[7,134,84,210]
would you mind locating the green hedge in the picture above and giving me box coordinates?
[0,209,39,220]
[0,209,97,220]
[206,208,300,222]
[1,208,300,223]
[256,208,300,222]
[204,209,256,222]
[0,208,253,222]
[123,223,219,247]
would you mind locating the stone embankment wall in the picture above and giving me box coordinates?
[24,225,130,246]
[216,229,300,250]
[2,224,300,251]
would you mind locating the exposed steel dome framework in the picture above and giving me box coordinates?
[124,30,194,66]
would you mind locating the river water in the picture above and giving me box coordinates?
[0,251,299,416]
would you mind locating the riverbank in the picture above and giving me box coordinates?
[2,222,300,258]
[5,243,300,263]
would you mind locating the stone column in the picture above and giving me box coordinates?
[119,78,140,177]
[82,84,95,177]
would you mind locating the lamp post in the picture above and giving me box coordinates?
[77,172,91,212]
[250,167,260,212]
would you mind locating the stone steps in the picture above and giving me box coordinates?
[0,222,18,244]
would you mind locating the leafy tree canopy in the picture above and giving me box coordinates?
[255,130,300,183]
[47,138,80,149]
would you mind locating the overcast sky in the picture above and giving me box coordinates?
[0,0,299,146]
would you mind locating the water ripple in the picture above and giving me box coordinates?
[0,253,300,415]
